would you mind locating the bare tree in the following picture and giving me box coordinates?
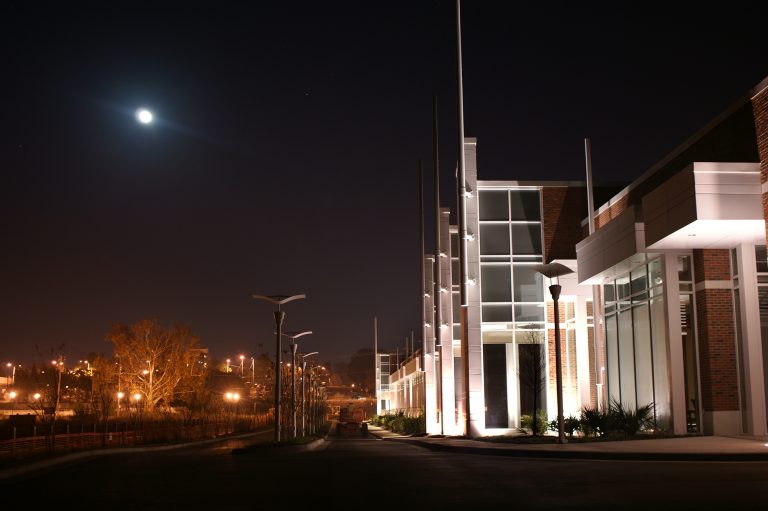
[107,320,201,412]
[28,345,66,452]
[91,356,118,429]
[517,329,547,436]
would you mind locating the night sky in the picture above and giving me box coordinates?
[2,2,767,365]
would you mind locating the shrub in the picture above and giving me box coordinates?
[579,407,607,437]
[548,415,581,437]
[608,399,654,436]
[520,410,548,436]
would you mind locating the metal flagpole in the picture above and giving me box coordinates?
[455,0,471,437]
[584,138,606,411]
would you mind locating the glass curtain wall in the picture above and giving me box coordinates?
[478,189,545,429]
[603,258,672,429]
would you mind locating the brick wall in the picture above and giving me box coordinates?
[693,249,732,282]
[546,301,579,413]
[594,194,629,230]
[542,186,586,262]
[753,88,768,240]
[692,249,739,412]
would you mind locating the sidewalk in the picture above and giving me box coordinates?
[367,426,768,461]
[0,428,272,482]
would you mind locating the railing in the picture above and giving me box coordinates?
[0,413,273,461]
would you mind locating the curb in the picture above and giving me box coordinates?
[0,429,272,482]
[389,438,768,462]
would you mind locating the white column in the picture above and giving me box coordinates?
[735,244,768,436]
[439,212,456,434]
[575,295,591,409]
[663,253,688,435]
[464,139,485,436]
[423,256,439,433]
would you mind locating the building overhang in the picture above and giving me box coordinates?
[643,162,764,250]
[576,205,653,284]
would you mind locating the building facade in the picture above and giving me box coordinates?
[418,76,768,438]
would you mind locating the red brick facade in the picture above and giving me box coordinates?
[692,249,739,412]
[542,186,587,262]
[594,194,629,230]
[753,87,768,241]
[546,301,579,412]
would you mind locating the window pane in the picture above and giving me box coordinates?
[604,282,616,302]
[606,315,620,405]
[514,304,545,323]
[511,224,542,255]
[630,267,647,295]
[480,224,510,255]
[513,265,544,302]
[651,295,671,431]
[509,190,541,220]
[649,259,663,287]
[452,260,459,285]
[479,191,509,221]
[483,343,509,428]
[481,265,511,302]
[618,310,636,409]
[483,305,513,322]
[616,276,631,300]
[633,303,654,410]
[756,245,768,273]
[677,255,693,282]
[451,233,459,258]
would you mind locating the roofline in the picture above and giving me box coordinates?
[478,180,586,188]
[593,75,767,217]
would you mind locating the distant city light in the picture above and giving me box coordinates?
[33,393,41,400]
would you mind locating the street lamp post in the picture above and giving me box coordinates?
[252,294,306,443]
[301,352,319,436]
[281,331,313,438]
[534,262,574,445]
[6,363,16,386]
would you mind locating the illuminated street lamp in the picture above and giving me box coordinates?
[33,392,41,400]
[9,390,17,411]
[252,293,306,442]
[282,331,313,438]
[117,391,124,415]
[239,355,245,376]
[533,262,574,444]
[6,363,16,386]
[301,351,319,436]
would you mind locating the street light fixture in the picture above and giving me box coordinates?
[533,262,574,445]
[252,293,306,442]
[282,331,313,438]
[301,351,319,437]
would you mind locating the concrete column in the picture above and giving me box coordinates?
[464,139,485,436]
[735,244,768,436]
[423,256,439,433]
[575,294,591,409]
[439,212,456,434]
[662,253,688,435]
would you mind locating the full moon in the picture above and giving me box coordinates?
[136,108,153,124]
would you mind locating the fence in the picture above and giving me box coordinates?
[0,412,273,461]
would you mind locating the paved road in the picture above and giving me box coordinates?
[3,433,767,509]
